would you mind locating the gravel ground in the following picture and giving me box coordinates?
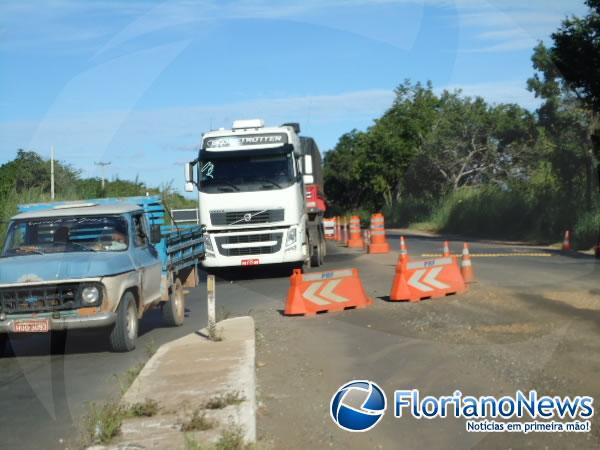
[253,249,600,450]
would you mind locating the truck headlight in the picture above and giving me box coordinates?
[80,285,101,305]
[286,228,297,247]
[204,234,214,252]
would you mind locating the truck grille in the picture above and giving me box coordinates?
[0,283,83,314]
[210,209,284,226]
[214,233,283,256]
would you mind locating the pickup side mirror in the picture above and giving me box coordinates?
[150,224,162,244]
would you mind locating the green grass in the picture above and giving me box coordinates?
[383,186,599,248]
[81,400,125,446]
[181,409,215,432]
[204,392,245,410]
[126,399,159,418]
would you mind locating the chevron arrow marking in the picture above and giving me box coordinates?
[423,267,450,289]
[319,279,348,303]
[303,282,330,305]
[407,269,433,292]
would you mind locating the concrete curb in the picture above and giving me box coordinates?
[90,316,256,449]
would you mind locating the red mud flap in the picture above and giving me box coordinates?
[284,268,373,316]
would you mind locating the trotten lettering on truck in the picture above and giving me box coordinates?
[184,119,327,269]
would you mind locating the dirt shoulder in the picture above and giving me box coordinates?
[254,249,600,449]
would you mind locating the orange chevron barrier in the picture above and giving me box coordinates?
[389,256,466,302]
[284,268,373,316]
[347,216,364,248]
[460,243,475,283]
[562,230,572,251]
[368,213,390,254]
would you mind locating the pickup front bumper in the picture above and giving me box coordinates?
[0,311,117,333]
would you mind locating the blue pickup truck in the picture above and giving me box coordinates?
[0,196,204,353]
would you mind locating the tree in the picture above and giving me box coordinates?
[527,42,597,209]
[547,0,600,198]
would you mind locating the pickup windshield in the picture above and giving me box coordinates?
[199,149,296,193]
[1,216,129,256]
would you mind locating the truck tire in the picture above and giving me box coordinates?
[310,240,322,267]
[109,291,138,352]
[163,278,185,327]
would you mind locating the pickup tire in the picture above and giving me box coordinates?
[50,331,67,354]
[162,278,185,327]
[0,334,13,357]
[109,292,138,352]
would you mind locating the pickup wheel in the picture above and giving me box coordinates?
[163,278,185,327]
[50,331,67,354]
[109,292,138,352]
[0,334,13,357]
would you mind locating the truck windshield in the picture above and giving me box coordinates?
[199,150,296,193]
[1,216,129,256]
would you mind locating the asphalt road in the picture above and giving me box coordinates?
[0,233,598,449]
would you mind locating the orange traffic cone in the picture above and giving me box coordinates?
[389,256,412,301]
[562,230,572,251]
[443,240,450,257]
[399,236,409,263]
[284,269,307,315]
[461,243,475,283]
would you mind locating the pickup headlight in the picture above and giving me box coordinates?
[286,228,297,247]
[80,284,102,305]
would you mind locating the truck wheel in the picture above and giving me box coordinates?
[310,241,322,267]
[163,278,185,327]
[109,292,138,352]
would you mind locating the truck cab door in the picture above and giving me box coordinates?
[130,213,162,305]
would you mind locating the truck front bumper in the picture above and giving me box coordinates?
[0,312,117,333]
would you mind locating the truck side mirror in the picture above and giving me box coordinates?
[185,162,195,192]
[150,224,162,244]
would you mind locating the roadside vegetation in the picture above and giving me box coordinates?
[0,149,196,239]
[324,1,600,249]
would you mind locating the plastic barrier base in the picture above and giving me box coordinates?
[284,268,373,316]
[368,242,390,254]
[347,239,364,249]
[389,256,466,302]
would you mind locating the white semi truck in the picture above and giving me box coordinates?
[184,119,326,269]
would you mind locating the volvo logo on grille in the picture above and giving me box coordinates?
[243,213,252,222]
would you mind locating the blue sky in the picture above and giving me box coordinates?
[0,0,587,192]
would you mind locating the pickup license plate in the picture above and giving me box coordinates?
[241,259,260,266]
[13,319,50,333]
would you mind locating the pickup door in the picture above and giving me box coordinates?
[130,213,162,305]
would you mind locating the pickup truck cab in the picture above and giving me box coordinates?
[0,196,204,354]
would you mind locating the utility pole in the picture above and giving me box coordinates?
[50,146,55,200]
[94,161,111,190]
